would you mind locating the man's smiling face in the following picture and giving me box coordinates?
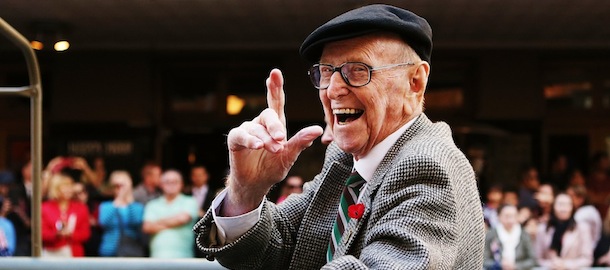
[318,33,427,159]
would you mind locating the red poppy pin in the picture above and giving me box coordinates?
[348,203,365,219]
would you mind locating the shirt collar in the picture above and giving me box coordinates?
[354,115,419,182]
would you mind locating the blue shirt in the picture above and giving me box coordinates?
[0,217,16,256]
[98,201,144,256]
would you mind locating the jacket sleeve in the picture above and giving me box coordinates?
[70,203,91,243]
[129,203,145,227]
[41,203,59,242]
[515,230,537,270]
[535,225,553,268]
[193,175,322,270]
[562,224,593,269]
[98,202,116,228]
[193,143,349,270]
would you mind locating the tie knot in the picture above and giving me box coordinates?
[345,171,365,187]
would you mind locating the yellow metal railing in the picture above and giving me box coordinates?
[0,18,228,269]
[0,16,44,257]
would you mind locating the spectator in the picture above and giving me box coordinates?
[518,206,539,242]
[518,165,541,212]
[45,156,101,191]
[0,208,16,256]
[535,183,555,224]
[41,174,91,257]
[548,154,571,191]
[594,207,610,266]
[568,169,586,187]
[567,184,602,250]
[73,182,102,257]
[184,164,215,217]
[0,171,17,256]
[587,151,610,219]
[98,171,144,257]
[71,157,103,192]
[275,175,304,204]
[483,185,503,229]
[535,192,593,269]
[503,187,520,207]
[184,165,217,258]
[133,162,162,205]
[143,170,198,258]
[92,157,107,190]
[6,161,33,255]
[483,204,536,270]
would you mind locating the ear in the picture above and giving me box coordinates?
[410,61,430,95]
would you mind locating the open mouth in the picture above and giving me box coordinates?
[334,108,364,125]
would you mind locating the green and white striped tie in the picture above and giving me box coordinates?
[327,171,365,262]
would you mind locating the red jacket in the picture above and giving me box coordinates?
[41,200,91,257]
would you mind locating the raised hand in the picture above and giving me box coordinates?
[223,69,323,216]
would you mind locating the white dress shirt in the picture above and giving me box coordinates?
[212,115,419,244]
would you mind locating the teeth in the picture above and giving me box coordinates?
[333,108,363,115]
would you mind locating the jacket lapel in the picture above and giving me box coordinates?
[289,159,352,269]
[337,114,432,257]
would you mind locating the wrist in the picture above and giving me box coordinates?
[222,183,266,217]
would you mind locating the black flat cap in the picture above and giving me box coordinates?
[299,4,432,63]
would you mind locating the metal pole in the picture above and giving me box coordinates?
[0,17,43,257]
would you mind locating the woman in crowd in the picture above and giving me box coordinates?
[484,204,537,270]
[0,191,16,256]
[98,171,144,257]
[594,207,610,266]
[41,174,91,257]
[566,184,602,250]
[535,192,593,269]
[483,184,503,229]
[534,183,555,225]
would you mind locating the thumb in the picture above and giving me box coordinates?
[285,125,324,156]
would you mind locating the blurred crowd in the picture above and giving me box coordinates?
[481,151,610,269]
[0,157,229,258]
[0,149,608,268]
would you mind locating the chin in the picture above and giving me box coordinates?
[334,138,363,156]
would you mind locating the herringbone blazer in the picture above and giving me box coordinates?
[194,114,485,269]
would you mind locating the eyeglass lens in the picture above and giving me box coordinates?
[309,62,370,89]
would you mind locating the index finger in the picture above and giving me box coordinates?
[266,69,286,126]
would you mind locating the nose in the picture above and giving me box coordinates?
[325,72,349,99]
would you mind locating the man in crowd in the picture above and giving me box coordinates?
[133,162,162,205]
[143,170,198,258]
[185,164,215,217]
[184,164,216,259]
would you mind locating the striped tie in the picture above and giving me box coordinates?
[327,171,365,262]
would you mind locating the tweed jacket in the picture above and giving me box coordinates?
[483,227,537,270]
[194,114,485,269]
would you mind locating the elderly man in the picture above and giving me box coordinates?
[194,4,484,269]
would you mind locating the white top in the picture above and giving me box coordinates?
[212,115,419,244]
[496,223,522,264]
[574,204,602,249]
